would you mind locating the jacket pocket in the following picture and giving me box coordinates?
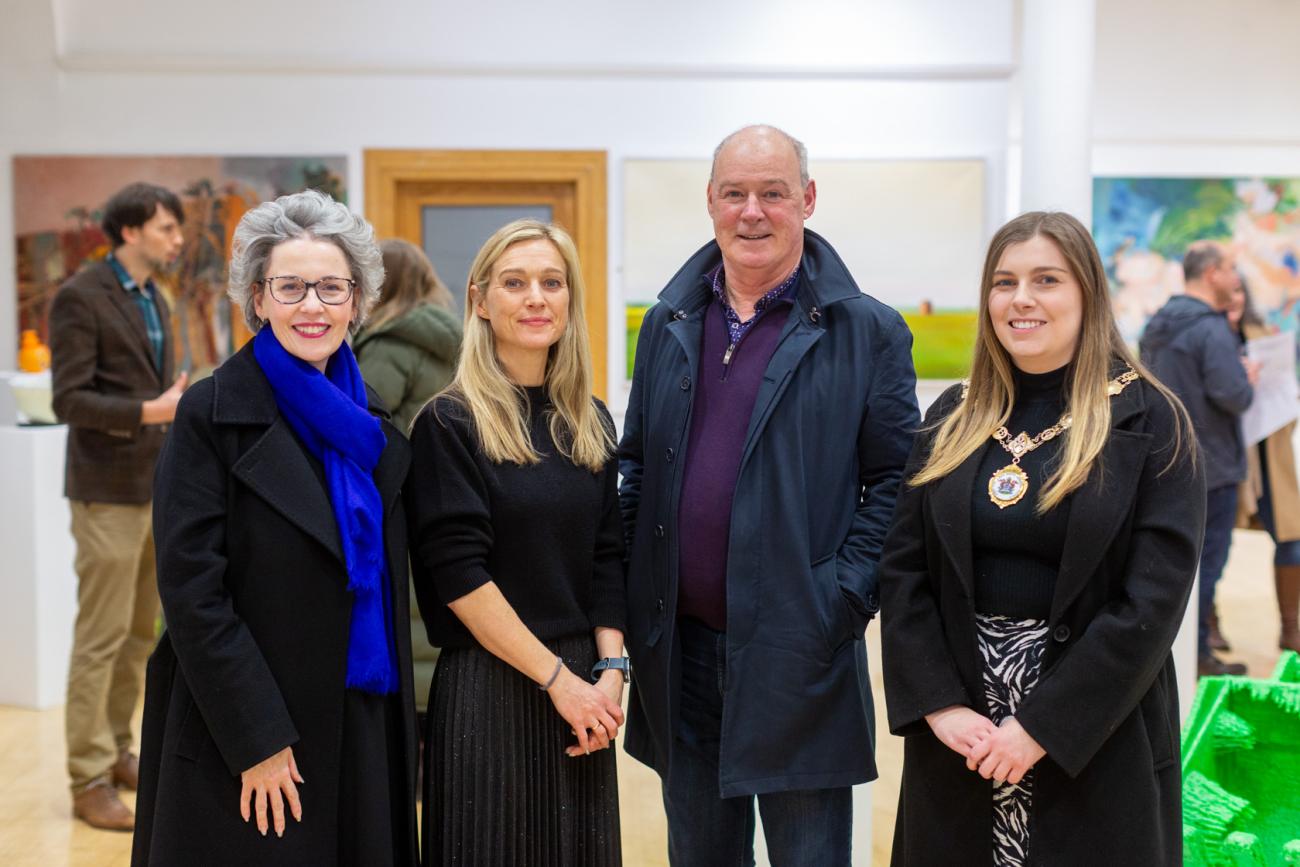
[1138,674,1176,771]
[811,554,853,657]
[175,697,207,762]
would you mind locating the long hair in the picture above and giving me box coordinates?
[910,211,1191,512]
[365,238,455,332]
[446,219,611,472]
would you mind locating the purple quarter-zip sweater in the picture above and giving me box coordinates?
[676,290,793,631]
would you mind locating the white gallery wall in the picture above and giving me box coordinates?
[0,0,1015,398]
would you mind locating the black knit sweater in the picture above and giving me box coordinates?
[970,365,1072,620]
[405,387,627,649]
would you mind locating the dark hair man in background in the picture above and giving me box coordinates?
[1140,241,1259,677]
[49,182,188,829]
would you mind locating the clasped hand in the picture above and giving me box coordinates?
[547,667,625,758]
[924,705,1046,786]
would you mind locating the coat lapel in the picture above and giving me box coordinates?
[931,444,982,599]
[232,419,345,565]
[740,303,824,468]
[216,344,344,566]
[101,274,161,384]
[1048,427,1151,622]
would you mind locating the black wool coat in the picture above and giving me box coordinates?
[131,342,419,867]
[880,376,1205,866]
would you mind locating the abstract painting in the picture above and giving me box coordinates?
[14,155,347,375]
[1093,177,1300,345]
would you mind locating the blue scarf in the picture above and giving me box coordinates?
[253,327,398,694]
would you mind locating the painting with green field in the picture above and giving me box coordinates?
[627,302,976,381]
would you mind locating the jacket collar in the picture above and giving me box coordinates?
[657,228,864,315]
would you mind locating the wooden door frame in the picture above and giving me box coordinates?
[364,149,608,397]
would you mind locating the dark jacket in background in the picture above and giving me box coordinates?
[881,377,1204,866]
[354,303,462,434]
[132,343,419,867]
[619,229,920,796]
[1140,294,1252,490]
[49,258,174,503]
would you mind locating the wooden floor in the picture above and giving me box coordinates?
[0,528,1287,867]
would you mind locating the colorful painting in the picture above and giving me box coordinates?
[1093,177,1300,345]
[622,159,986,382]
[14,155,347,375]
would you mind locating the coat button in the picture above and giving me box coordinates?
[680,376,691,391]
[1053,624,1071,643]
[656,598,665,613]
[654,524,665,538]
[665,448,675,462]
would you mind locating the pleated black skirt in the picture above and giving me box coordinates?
[425,632,622,867]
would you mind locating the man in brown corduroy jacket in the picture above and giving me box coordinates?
[48,182,188,831]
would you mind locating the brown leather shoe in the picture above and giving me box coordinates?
[1198,653,1248,678]
[112,750,139,791]
[73,779,134,831]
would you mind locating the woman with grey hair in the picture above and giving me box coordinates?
[132,190,419,866]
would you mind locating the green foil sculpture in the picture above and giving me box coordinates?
[1183,651,1300,865]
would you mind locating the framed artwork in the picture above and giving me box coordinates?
[14,155,347,375]
[1093,177,1300,346]
[623,158,986,380]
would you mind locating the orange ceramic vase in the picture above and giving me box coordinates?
[18,329,50,372]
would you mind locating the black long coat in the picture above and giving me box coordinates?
[131,342,419,866]
[880,377,1205,866]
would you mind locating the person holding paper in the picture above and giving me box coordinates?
[1230,282,1300,654]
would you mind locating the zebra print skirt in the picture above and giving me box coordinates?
[975,613,1051,867]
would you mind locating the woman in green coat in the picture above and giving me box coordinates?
[354,238,463,724]
[354,239,462,434]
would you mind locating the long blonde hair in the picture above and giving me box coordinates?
[910,211,1190,512]
[446,219,611,472]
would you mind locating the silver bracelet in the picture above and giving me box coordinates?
[539,655,563,691]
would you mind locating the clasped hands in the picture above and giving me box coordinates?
[924,705,1046,786]
[547,666,626,758]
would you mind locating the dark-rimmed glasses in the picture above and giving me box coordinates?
[260,275,356,305]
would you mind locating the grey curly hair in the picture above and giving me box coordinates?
[228,189,384,334]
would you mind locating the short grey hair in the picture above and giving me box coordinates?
[228,189,384,334]
[710,124,810,187]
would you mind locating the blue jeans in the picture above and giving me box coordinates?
[1199,485,1239,656]
[662,618,852,867]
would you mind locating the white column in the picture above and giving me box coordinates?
[1019,0,1096,224]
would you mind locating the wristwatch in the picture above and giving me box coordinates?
[591,657,632,683]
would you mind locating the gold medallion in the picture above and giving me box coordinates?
[989,464,1030,509]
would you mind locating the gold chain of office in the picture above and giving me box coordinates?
[984,366,1140,509]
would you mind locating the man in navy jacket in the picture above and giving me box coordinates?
[618,125,919,866]
[1140,241,1258,677]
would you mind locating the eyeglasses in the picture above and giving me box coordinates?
[260,275,355,305]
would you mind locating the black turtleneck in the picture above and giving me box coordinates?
[970,364,1073,620]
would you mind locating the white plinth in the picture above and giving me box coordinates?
[0,424,76,709]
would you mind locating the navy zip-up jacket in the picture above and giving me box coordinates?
[618,229,919,796]
[1140,294,1253,490]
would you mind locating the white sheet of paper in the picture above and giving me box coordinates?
[1242,331,1300,446]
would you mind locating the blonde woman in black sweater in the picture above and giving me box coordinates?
[405,220,626,867]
